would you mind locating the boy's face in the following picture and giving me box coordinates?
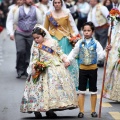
[33,34,44,44]
[83,25,93,39]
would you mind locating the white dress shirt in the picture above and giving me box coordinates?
[77,2,90,18]
[87,5,109,27]
[6,5,18,36]
[35,2,49,24]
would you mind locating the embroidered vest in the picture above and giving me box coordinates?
[18,6,37,32]
[79,39,97,65]
[90,3,107,26]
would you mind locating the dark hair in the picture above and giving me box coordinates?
[103,0,112,5]
[53,0,63,6]
[82,22,95,31]
[32,27,46,37]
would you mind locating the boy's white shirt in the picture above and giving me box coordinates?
[67,38,106,62]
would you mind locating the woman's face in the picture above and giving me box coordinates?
[105,0,111,5]
[53,0,62,11]
[33,34,44,44]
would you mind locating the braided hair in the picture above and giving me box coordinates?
[32,27,46,37]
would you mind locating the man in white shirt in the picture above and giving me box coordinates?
[13,0,43,78]
[35,0,49,23]
[87,0,109,67]
[6,0,24,40]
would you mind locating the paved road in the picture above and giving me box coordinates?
[0,30,120,120]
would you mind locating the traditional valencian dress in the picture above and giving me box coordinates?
[103,21,120,102]
[44,9,79,90]
[20,39,78,112]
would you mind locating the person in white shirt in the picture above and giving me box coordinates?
[77,0,90,32]
[87,0,109,67]
[35,0,49,23]
[13,0,43,78]
[65,22,111,118]
[6,0,24,40]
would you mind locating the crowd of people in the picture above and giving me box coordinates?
[0,0,119,118]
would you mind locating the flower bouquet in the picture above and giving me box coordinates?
[107,8,120,22]
[32,61,47,84]
[68,34,81,46]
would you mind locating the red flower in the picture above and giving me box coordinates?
[0,26,4,33]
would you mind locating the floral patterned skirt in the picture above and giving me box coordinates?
[103,29,120,102]
[20,63,78,112]
[52,36,79,90]
[103,61,120,101]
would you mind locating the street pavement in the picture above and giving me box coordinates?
[0,30,120,120]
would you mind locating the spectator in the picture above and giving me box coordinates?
[44,0,79,91]
[103,0,112,11]
[77,0,90,32]
[87,0,109,67]
[13,0,43,78]
[65,0,78,20]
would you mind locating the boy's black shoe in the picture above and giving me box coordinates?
[91,112,98,117]
[34,112,42,118]
[78,112,84,118]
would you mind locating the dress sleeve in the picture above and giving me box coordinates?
[27,42,40,74]
[68,12,79,35]
[44,14,50,30]
[53,40,67,59]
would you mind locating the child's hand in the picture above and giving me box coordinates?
[62,57,67,63]
[106,45,112,51]
[64,61,70,68]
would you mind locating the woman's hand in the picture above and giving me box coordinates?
[32,68,36,76]
[31,64,36,75]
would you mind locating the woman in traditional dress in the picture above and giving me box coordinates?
[20,25,78,118]
[44,0,79,91]
[103,7,120,102]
